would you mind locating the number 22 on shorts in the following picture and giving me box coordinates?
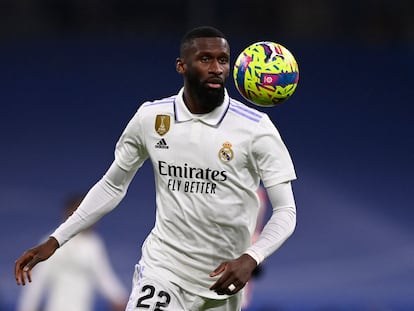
[136,284,171,310]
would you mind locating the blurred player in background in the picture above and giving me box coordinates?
[16,194,128,311]
[15,26,297,311]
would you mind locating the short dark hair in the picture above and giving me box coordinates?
[180,26,227,56]
[63,193,85,218]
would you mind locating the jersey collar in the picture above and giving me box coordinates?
[174,87,230,126]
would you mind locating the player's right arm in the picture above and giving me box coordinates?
[14,161,139,285]
[15,109,146,286]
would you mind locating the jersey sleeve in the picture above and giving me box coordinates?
[252,114,296,187]
[244,182,296,264]
[115,107,149,171]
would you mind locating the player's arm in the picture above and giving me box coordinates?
[15,161,137,285]
[210,181,296,295]
[14,237,59,286]
[244,181,296,264]
[50,161,138,245]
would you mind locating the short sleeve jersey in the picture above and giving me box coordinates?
[114,88,296,298]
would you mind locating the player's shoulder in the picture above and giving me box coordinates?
[127,94,176,124]
[124,94,176,130]
[138,94,176,113]
[228,97,268,124]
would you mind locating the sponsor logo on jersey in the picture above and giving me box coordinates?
[218,141,234,162]
[158,161,227,181]
[155,138,169,149]
[155,114,170,136]
[159,160,227,194]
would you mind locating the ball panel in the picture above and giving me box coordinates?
[233,41,299,107]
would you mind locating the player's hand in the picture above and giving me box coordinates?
[15,237,59,285]
[209,253,257,295]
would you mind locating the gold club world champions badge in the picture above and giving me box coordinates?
[155,114,170,136]
[218,142,234,162]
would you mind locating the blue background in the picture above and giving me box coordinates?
[1,2,414,310]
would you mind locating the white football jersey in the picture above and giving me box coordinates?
[114,88,296,298]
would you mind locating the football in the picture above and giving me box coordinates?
[233,41,299,107]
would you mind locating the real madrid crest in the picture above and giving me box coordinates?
[155,114,170,136]
[218,141,234,162]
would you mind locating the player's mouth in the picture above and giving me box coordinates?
[205,78,223,89]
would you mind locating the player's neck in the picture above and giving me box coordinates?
[182,90,221,114]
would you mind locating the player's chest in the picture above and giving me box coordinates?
[145,117,250,167]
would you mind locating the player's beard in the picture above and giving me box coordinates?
[187,74,225,112]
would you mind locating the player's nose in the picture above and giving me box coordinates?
[209,60,223,75]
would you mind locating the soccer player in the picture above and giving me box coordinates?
[16,194,128,311]
[15,26,297,311]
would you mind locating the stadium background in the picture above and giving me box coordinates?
[1,1,413,310]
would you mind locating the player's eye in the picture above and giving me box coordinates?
[218,57,229,64]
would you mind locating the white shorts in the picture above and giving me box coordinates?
[125,264,242,311]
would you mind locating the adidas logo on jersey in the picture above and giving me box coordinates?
[155,138,169,149]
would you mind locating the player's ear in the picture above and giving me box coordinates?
[176,58,185,74]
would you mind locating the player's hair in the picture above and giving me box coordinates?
[63,193,85,217]
[180,26,227,56]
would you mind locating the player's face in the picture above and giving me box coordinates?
[179,37,230,113]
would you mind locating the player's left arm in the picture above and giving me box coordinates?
[210,181,296,295]
[244,181,296,264]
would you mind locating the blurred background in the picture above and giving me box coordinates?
[1,0,413,310]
